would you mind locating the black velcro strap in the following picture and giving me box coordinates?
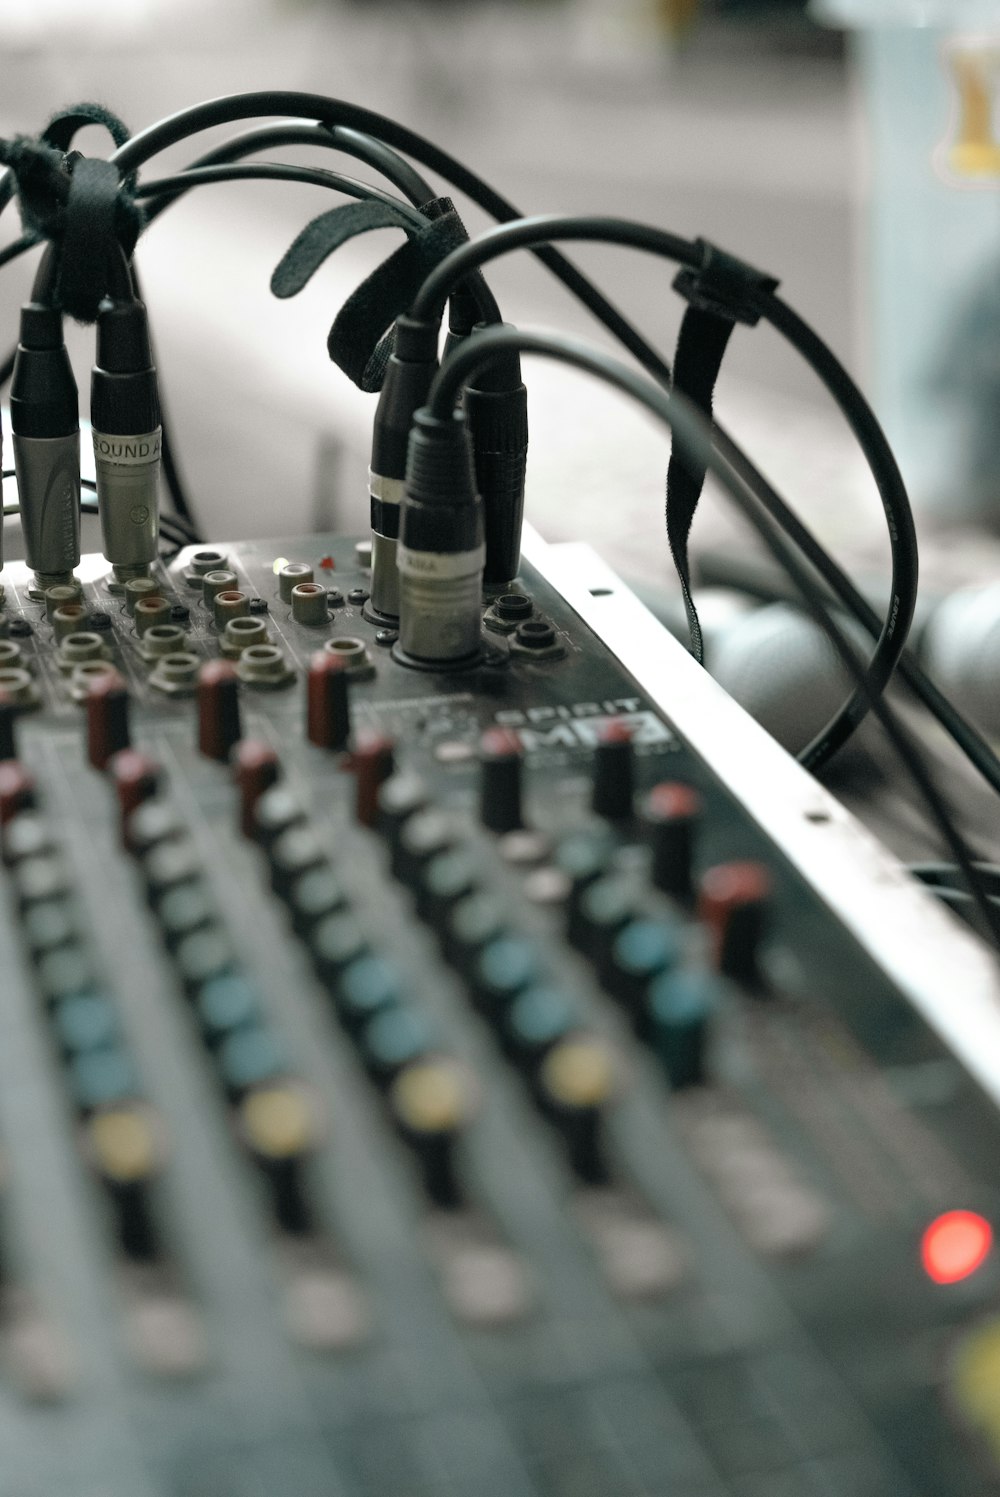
[270,199,416,298]
[270,194,473,393]
[665,307,735,663]
[0,100,129,218]
[327,212,469,391]
[42,102,137,195]
[672,237,779,328]
[0,135,69,238]
[665,240,780,662]
[42,102,132,152]
[56,155,137,322]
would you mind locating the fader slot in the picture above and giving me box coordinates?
[241,772,534,1328]
[0,787,205,1377]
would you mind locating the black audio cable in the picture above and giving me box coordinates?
[0,95,993,829]
[5,100,985,793]
[423,324,1000,953]
[463,324,528,588]
[132,162,428,226]
[0,232,39,275]
[408,214,918,774]
[3,95,672,585]
[139,121,435,217]
[126,258,200,537]
[693,548,1000,803]
[0,128,922,778]
[104,91,673,388]
[0,159,431,545]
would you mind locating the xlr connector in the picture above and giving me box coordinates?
[10,303,81,591]
[396,409,485,669]
[91,299,161,585]
[368,317,439,624]
[464,326,528,590]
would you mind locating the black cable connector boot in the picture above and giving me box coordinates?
[367,315,439,624]
[464,324,528,589]
[90,298,161,587]
[395,408,485,670]
[10,303,81,593]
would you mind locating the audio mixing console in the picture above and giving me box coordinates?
[0,525,996,1497]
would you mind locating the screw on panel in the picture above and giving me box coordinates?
[44,584,83,623]
[52,604,89,641]
[201,570,239,609]
[213,590,250,632]
[291,583,329,627]
[322,636,375,681]
[235,644,294,690]
[57,632,110,674]
[278,563,314,604]
[134,597,172,637]
[220,617,268,658]
[0,668,38,709]
[149,652,202,696]
[183,550,228,588]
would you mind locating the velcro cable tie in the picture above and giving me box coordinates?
[328,212,469,390]
[270,199,417,299]
[56,155,140,322]
[664,244,778,662]
[672,237,779,327]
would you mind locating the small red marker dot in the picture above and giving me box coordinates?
[921,1210,993,1285]
[318,555,336,571]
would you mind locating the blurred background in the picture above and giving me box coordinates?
[2,0,1000,806]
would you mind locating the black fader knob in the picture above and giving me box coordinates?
[251,786,306,851]
[417,850,478,926]
[233,740,281,840]
[376,773,429,873]
[570,874,637,964]
[0,692,17,762]
[641,782,701,904]
[479,727,523,834]
[555,828,615,937]
[0,761,36,829]
[86,671,131,771]
[109,750,161,844]
[388,1056,475,1209]
[698,861,771,992]
[197,660,242,763]
[443,891,507,971]
[606,917,683,1034]
[306,651,351,752]
[646,967,717,1089]
[351,731,395,829]
[535,1035,615,1185]
[395,809,455,889]
[591,719,634,821]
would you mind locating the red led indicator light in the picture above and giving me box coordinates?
[921,1211,993,1285]
[318,555,336,571]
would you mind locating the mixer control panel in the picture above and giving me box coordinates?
[0,531,996,1497]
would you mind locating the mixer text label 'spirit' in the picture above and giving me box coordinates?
[494,703,673,752]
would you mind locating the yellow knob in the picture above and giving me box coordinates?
[391,1058,473,1136]
[540,1037,615,1110]
[952,1316,1000,1462]
[86,1106,162,1184]
[240,1085,317,1160]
